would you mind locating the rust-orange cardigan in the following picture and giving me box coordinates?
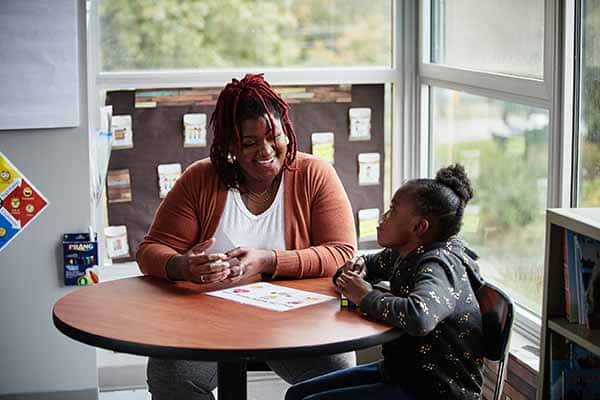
[137,152,357,280]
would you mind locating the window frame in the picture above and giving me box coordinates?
[88,0,580,356]
[416,0,572,347]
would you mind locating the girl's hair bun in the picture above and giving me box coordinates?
[435,163,473,204]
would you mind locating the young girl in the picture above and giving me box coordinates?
[286,164,485,400]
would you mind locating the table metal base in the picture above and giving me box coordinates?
[218,360,247,400]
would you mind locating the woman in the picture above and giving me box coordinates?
[136,73,357,399]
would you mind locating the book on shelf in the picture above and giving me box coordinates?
[551,342,600,399]
[563,229,579,322]
[562,228,600,328]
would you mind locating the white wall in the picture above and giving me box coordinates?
[0,1,97,398]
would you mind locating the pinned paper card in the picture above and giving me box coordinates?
[349,107,371,141]
[206,282,335,312]
[104,225,130,259]
[358,153,380,186]
[111,115,133,149]
[183,113,207,147]
[358,208,380,242]
[157,163,181,198]
[311,132,335,164]
[107,169,132,203]
[0,152,49,253]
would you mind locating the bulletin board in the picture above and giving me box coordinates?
[105,84,385,262]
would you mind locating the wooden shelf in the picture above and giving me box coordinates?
[538,208,600,399]
[547,318,600,355]
[547,208,600,242]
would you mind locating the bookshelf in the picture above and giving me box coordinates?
[538,208,600,399]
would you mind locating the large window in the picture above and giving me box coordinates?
[430,88,548,313]
[99,0,392,71]
[421,0,555,318]
[577,0,600,206]
[431,0,544,78]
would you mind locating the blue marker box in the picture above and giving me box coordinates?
[63,233,99,286]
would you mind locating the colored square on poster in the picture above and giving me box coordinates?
[0,211,19,249]
[0,156,21,194]
[3,179,48,229]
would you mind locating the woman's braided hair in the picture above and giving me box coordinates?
[407,163,474,241]
[209,73,297,189]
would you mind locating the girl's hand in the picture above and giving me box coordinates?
[225,247,276,278]
[336,270,372,305]
[333,256,366,287]
[342,256,366,277]
[166,238,232,284]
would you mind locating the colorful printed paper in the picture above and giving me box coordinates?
[107,169,132,203]
[349,107,372,141]
[0,152,49,253]
[183,113,207,147]
[358,208,380,242]
[157,163,181,199]
[206,282,336,312]
[111,115,133,149]
[311,132,335,164]
[358,153,380,186]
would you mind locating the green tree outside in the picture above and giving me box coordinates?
[99,0,392,71]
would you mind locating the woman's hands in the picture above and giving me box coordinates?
[336,270,372,305]
[166,238,231,284]
[166,239,276,285]
[225,247,276,279]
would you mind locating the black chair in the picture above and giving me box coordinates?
[476,282,514,400]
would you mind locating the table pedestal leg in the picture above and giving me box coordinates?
[218,360,247,400]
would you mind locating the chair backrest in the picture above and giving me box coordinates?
[476,282,514,362]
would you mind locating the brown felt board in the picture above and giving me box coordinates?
[105,84,385,262]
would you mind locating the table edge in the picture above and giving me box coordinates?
[52,309,403,362]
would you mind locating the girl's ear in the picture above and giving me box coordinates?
[413,217,430,237]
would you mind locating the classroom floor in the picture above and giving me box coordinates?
[98,371,290,400]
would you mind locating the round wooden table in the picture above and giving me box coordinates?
[53,276,403,400]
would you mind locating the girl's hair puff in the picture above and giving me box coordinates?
[407,163,474,240]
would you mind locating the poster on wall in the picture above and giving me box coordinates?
[0,152,49,253]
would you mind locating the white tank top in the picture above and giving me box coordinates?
[210,176,286,254]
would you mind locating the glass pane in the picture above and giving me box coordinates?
[99,0,392,71]
[578,0,600,206]
[430,0,544,78]
[430,87,549,314]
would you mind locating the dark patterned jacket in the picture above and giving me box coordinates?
[359,238,485,400]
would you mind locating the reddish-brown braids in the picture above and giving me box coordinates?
[210,73,297,189]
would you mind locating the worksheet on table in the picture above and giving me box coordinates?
[206,282,336,312]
